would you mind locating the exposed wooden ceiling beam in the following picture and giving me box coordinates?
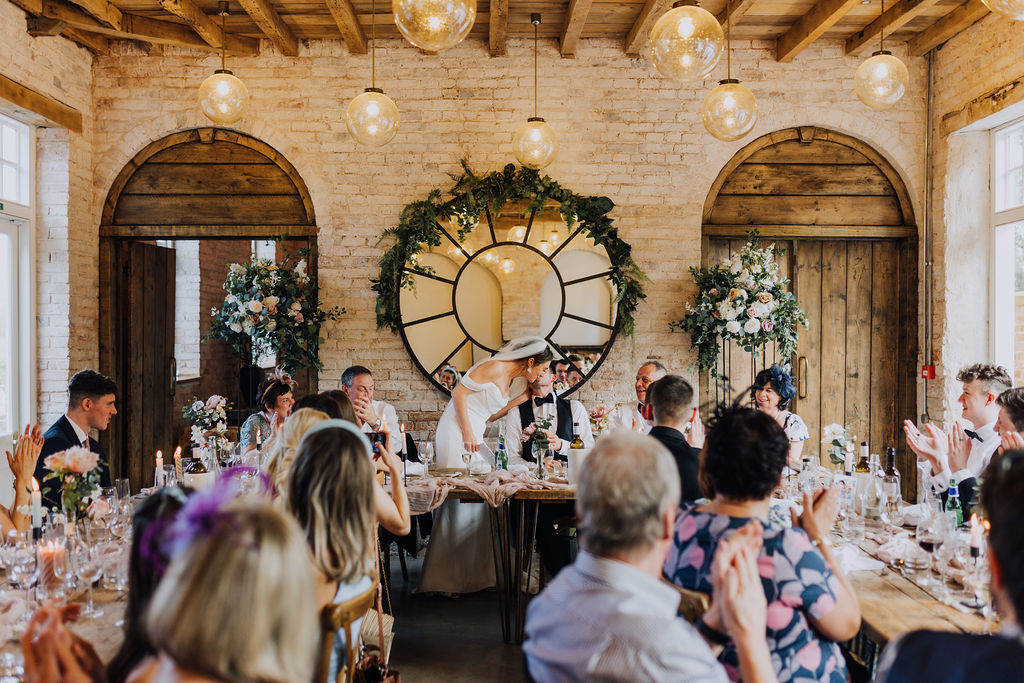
[560,0,593,57]
[489,0,508,56]
[65,0,122,28]
[27,16,68,34]
[324,0,365,54]
[776,0,863,61]
[845,0,944,54]
[908,0,988,55]
[236,0,298,56]
[62,26,111,52]
[624,0,671,55]
[158,0,224,47]
[716,0,760,31]
[40,0,260,54]
[0,73,83,132]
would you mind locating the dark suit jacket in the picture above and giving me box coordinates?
[649,425,703,503]
[35,416,111,508]
[879,630,1024,682]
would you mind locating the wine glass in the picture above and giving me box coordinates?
[915,513,944,589]
[8,540,37,626]
[418,442,435,471]
[69,541,104,618]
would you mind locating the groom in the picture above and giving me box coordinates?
[502,361,593,464]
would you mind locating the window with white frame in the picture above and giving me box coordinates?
[0,117,31,206]
[992,119,1024,386]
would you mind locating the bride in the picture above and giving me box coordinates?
[419,337,553,594]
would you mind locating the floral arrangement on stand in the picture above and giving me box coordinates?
[588,405,613,436]
[183,394,231,452]
[671,230,808,376]
[208,248,343,374]
[43,447,103,522]
[822,423,856,466]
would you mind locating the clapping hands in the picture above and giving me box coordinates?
[7,424,43,485]
[903,419,950,475]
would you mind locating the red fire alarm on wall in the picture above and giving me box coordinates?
[921,365,936,379]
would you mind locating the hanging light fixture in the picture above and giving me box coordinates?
[199,2,249,125]
[509,225,527,241]
[854,0,909,110]
[981,0,1024,19]
[700,0,757,141]
[482,250,498,264]
[500,258,516,275]
[513,14,558,170]
[346,0,399,146]
[393,0,475,51]
[550,223,561,246]
[648,0,724,83]
[538,224,552,254]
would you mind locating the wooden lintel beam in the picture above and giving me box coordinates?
[236,0,298,56]
[624,0,671,55]
[489,0,508,56]
[158,0,223,47]
[715,0,760,31]
[845,0,943,54]
[40,0,259,55]
[325,0,365,54]
[559,0,593,56]
[65,0,122,29]
[62,27,110,52]
[940,75,1024,136]
[27,16,68,34]
[907,0,988,55]
[776,0,863,61]
[0,72,83,132]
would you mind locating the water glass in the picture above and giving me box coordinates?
[69,542,104,618]
[417,441,435,470]
[8,541,37,625]
[115,478,130,500]
[162,464,179,488]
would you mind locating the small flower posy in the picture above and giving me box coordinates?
[43,446,104,521]
[821,423,856,466]
[183,394,231,450]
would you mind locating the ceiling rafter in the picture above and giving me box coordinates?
[715,0,761,31]
[560,0,593,57]
[325,0,366,54]
[776,0,863,61]
[908,0,988,55]
[236,0,299,56]
[845,0,944,54]
[624,0,671,55]
[489,0,509,56]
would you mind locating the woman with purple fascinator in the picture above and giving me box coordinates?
[751,363,809,471]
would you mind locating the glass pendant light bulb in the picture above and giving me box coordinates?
[550,227,561,245]
[199,70,249,125]
[513,118,558,170]
[701,79,757,141]
[509,225,527,241]
[981,0,1024,19]
[346,88,400,147]
[539,238,552,254]
[648,1,724,83]
[500,258,516,274]
[393,0,476,51]
[482,250,498,264]
[854,50,909,110]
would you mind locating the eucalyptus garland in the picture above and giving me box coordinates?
[372,162,647,337]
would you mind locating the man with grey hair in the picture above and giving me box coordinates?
[523,432,776,682]
[612,360,667,434]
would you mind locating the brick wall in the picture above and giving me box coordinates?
[84,37,926,439]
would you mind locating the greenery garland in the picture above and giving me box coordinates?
[372,162,648,338]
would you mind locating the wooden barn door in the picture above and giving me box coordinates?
[702,127,919,498]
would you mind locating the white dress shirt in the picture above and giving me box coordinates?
[926,420,1000,492]
[524,551,727,683]
[66,415,90,447]
[360,400,401,454]
[612,402,651,434]
[502,396,594,465]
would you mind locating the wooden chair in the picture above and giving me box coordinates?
[662,579,710,624]
[316,579,379,683]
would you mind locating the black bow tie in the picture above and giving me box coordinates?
[965,429,982,442]
[534,395,555,407]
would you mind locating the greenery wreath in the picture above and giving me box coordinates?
[372,162,648,338]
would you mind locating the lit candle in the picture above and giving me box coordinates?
[37,540,66,591]
[256,425,262,450]
[970,513,983,549]
[155,450,164,486]
[30,478,41,531]
[173,446,183,482]
[400,424,407,457]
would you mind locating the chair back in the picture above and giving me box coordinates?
[662,578,710,624]
[317,578,379,683]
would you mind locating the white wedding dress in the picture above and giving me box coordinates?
[418,372,507,594]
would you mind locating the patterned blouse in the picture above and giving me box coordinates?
[240,412,271,451]
[664,505,847,683]
[781,412,810,442]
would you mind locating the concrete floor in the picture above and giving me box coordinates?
[386,553,526,682]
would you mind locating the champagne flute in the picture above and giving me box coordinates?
[70,541,104,618]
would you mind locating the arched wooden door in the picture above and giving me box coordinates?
[98,127,317,491]
[702,127,918,496]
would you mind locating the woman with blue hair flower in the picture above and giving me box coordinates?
[752,364,809,470]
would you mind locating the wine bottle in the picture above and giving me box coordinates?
[798,457,814,495]
[183,450,214,489]
[570,422,585,450]
[884,447,900,485]
[863,454,883,526]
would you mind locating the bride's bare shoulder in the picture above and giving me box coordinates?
[466,359,501,383]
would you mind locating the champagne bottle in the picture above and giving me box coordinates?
[570,422,585,450]
[496,434,508,470]
[945,479,964,527]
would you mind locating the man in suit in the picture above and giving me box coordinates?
[611,361,667,434]
[341,365,401,455]
[646,375,705,504]
[36,370,116,507]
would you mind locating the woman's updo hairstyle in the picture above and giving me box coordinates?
[751,363,797,410]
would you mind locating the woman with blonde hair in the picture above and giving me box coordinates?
[261,407,330,496]
[287,420,378,679]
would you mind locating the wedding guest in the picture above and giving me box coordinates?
[1,424,43,533]
[664,406,860,683]
[240,373,295,453]
[751,364,808,471]
[876,449,1024,681]
[904,364,1010,494]
[325,390,359,424]
[107,487,189,683]
[341,366,400,453]
[261,408,330,496]
[524,432,777,683]
[292,391,356,423]
[612,361,667,434]
[647,376,705,503]
[286,421,377,680]
[438,365,460,391]
[995,386,1024,439]
[35,369,116,507]
[566,365,583,387]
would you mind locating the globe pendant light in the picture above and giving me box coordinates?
[513,14,558,170]
[981,0,1024,19]
[199,2,249,125]
[393,0,476,51]
[346,0,399,147]
[700,0,757,141]
[854,0,909,110]
[649,0,724,83]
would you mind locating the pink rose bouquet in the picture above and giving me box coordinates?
[43,446,104,522]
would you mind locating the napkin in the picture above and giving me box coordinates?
[469,452,492,475]
[404,462,426,477]
[901,503,927,527]
[833,543,885,573]
[876,533,923,564]
[0,592,26,643]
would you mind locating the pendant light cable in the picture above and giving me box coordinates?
[371,0,376,88]
[726,0,731,79]
[219,2,227,72]
[880,0,885,51]
[533,16,539,118]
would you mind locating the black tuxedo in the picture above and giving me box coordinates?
[649,425,704,503]
[880,630,1024,683]
[35,416,111,508]
[517,395,573,462]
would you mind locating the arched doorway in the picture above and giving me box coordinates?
[702,126,918,496]
[99,127,318,490]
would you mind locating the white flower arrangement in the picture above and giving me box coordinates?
[821,423,855,466]
[183,394,230,450]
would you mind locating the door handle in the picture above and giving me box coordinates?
[797,356,808,400]
[169,357,177,397]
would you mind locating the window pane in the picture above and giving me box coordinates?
[1009,129,1024,170]
[0,232,11,436]
[0,125,14,164]
[1,166,16,205]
